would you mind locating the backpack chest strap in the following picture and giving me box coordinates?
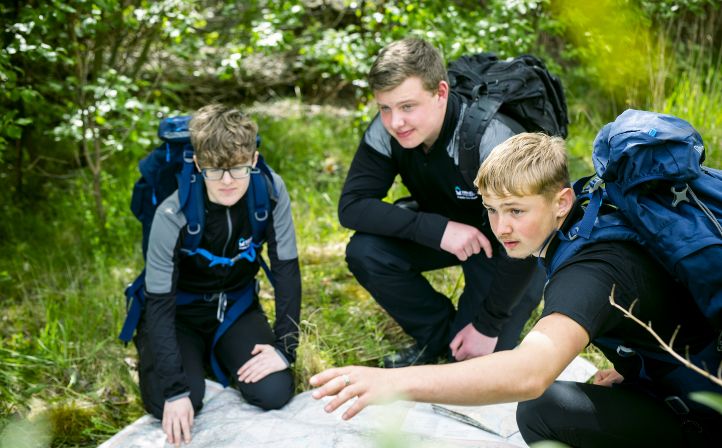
[182,243,259,267]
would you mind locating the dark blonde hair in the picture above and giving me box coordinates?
[475,133,570,199]
[190,104,258,167]
[368,37,448,93]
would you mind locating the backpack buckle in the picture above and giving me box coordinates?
[664,396,690,416]
[670,184,690,207]
[586,175,604,193]
[566,226,579,241]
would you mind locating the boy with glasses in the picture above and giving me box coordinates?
[135,104,300,446]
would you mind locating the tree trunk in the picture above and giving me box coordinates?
[14,137,23,196]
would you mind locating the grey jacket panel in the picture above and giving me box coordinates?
[268,170,298,261]
[446,103,517,166]
[362,116,393,158]
[145,192,185,294]
[447,102,468,164]
[477,117,519,163]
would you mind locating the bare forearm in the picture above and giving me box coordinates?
[399,349,547,406]
[310,314,589,421]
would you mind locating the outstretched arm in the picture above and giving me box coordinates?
[310,312,589,420]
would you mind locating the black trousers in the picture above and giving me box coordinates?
[517,380,722,447]
[345,232,544,356]
[135,300,294,419]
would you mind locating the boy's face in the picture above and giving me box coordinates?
[196,152,257,207]
[482,189,571,259]
[375,76,448,149]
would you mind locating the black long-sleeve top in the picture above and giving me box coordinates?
[339,92,535,336]
[143,169,301,400]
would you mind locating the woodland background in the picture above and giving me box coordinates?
[1,0,721,446]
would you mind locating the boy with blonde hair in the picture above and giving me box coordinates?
[313,132,722,446]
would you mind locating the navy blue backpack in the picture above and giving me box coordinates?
[119,116,277,384]
[548,109,722,330]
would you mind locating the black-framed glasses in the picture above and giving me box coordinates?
[200,165,253,180]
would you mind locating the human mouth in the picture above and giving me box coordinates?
[396,129,413,139]
[501,240,519,250]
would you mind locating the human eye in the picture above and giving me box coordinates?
[378,105,391,113]
[485,207,497,215]
[401,103,414,112]
[202,168,223,180]
[229,165,252,179]
[511,208,524,216]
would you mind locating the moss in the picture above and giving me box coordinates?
[47,404,94,447]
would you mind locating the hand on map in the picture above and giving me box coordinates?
[310,366,402,420]
[162,397,194,447]
[237,344,287,383]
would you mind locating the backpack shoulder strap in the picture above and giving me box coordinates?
[247,155,277,286]
[546,176,643,277]
[458,96,504,187]
[178,148,205,253]
[247,155,277,244]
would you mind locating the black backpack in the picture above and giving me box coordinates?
[448,52,569,187]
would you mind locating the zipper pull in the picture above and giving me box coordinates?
[216,291,227,323]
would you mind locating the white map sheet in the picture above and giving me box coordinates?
[99,356,597,448]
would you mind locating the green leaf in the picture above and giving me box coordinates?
[690,392,722,414]
[5,125,22,139]
[16,118,33,126]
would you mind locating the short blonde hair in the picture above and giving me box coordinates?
[368,37,448,93]
[475,133,569,199]
[190,104,258,167]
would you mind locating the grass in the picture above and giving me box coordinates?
[3,46,722,444]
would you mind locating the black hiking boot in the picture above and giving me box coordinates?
[383,345,439,368]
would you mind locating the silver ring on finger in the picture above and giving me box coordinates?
[342,374,351,387]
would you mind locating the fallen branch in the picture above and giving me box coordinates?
[608,284,722,388]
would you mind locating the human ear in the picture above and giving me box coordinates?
[555,187,574,219]
[436,80,449,101]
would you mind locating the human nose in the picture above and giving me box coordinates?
[390,110,405,130]
[492,213,512,236]
[220,169,234,184]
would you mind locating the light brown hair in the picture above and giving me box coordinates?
[189,104,258,167]
[368,37,448,93]
[475,133,570,199]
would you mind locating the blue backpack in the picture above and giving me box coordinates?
[119,116,277,385]
[548,109,722,330]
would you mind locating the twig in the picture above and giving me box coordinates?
[608,284,722,387]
